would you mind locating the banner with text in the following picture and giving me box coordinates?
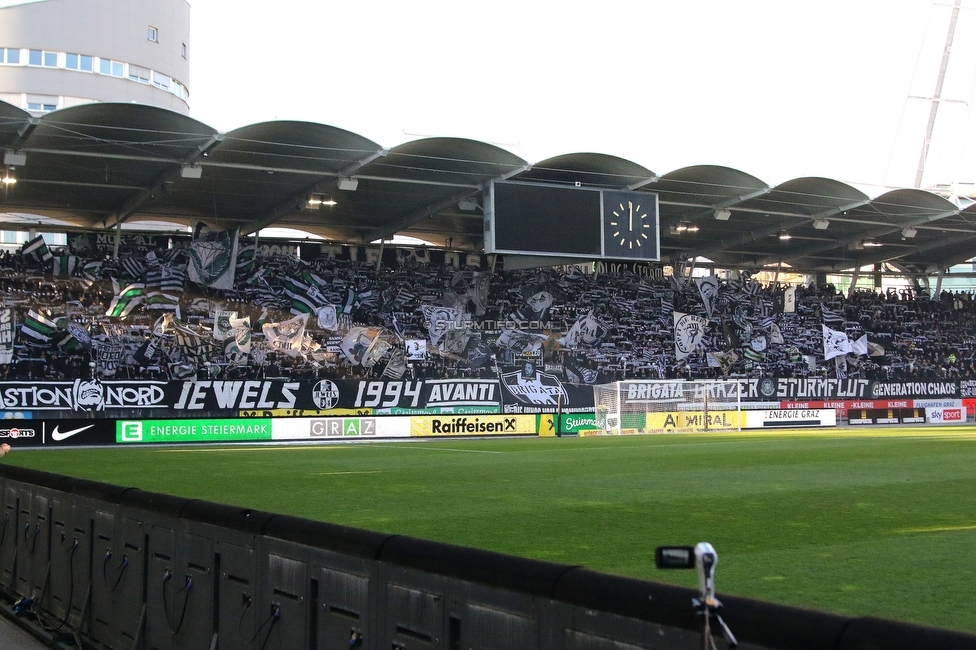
[117,418,273,444]
[0,379,964,418]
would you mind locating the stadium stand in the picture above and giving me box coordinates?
[1,240,974,384]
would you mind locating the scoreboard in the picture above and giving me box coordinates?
[484,180,660,261]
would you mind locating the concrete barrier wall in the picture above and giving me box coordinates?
[1,465,975,650]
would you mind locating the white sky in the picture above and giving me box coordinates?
[183,0,976,193]
[8,0,976,193]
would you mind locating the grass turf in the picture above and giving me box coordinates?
[5,427,976,633]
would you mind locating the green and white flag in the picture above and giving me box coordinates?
[21,235,53,263]
[20,309,57,344]
[187,224,239,290]
[105,280,146,318]
[283,271,329,315]
[221,315,252,365]
[144,291,180,312]
[52,255,78,276]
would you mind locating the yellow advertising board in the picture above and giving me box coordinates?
[537,414,556,437]
[410,414,538,437]
[645,411,744,433]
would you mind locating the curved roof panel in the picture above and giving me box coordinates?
[2,98,975,275]
[0,102,31,146]
[513,153,656,189]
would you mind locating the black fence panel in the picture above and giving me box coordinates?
[263,514,392,650]
[118,489,195,650]
[0,467,973,650]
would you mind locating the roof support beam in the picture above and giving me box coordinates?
[102,133,225,230]
[770,210,958,262]
[854,232,976,271]
[690,217,812,259]
[626,175,659,191]
[660,187,771,227]
[764,207,960,268]
[369,164,531,243]
[237,148,389,236]
[9,116,39,148]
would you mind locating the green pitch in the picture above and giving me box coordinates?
[7,427,976,633]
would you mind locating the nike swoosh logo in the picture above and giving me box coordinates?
[51,425,95,442]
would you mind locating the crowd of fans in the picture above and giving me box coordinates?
[0,244,974,384]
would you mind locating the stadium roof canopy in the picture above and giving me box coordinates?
[2,100,975,277]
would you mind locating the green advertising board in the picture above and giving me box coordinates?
[117,419,273,444]
[559,413,600,434]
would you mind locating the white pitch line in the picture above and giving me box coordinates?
[315,470,384,476]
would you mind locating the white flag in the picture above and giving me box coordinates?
[315,304,338,330]
[784,286,796,313]
[262,313,308,357]
[850,334,869,356]
[340,327,382,365]
[673,311,708,360]
[822,324,853,360]
[405,339,427,360]
[558,311,605,349]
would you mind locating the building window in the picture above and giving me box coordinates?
[128,64,150,84]
[65,52,93,71]
[2,48,20,64]
[148,26,158,42]
[181,42,187,58]
[29,50,58,67]
[99,58,123,77]
[152,70,170,90]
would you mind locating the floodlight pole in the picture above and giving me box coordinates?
[112,219,122,260]
[914,0,962,189]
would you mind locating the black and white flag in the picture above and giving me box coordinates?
[696,275,719,320]
[822,324,853,360]
[0,307,14,364]
[673,311,707,360]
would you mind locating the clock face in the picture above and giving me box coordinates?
[608,200,651,251]
[602,190,659,260]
